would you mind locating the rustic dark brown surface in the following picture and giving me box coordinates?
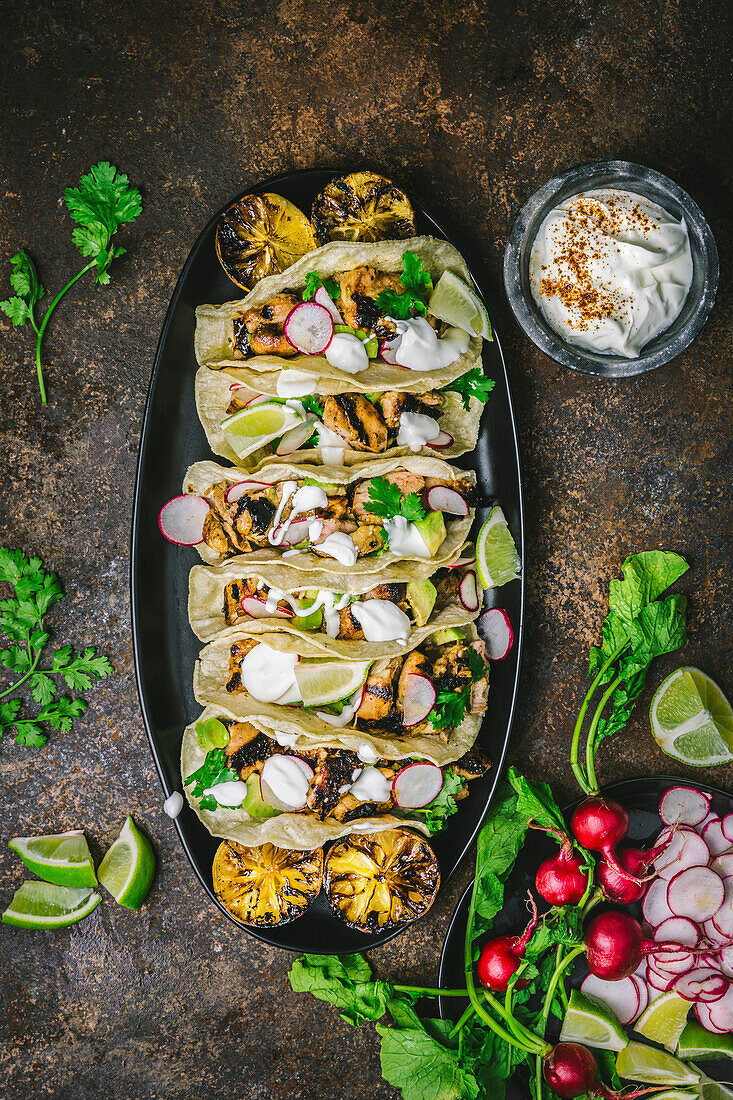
[1,1,731,1097]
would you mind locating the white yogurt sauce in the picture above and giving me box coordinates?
[261,756,310,810]
[384,514,430,558]
[391,318,470,370]
[315,423,346,465]
[316,532,359,566]
[349,767,392,803]
[529,188,693,358]
[276,370,318,399]
[239,643,301,704]
[163,791,184,818]
[295,589,351,637]
[350,599,411,643]
[274,728,299,748]
[357,742,381,765]
[202,780,247,807]
[397,411,441,451]
[269,483,328,546]
[325,332,369,374]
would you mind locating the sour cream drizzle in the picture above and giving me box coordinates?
[268,483,328,546]
[317,532,359,566]
[202,780,247,807]
[350,599,411,643]
[391,318,470,370]
[325,332,369,374]
[276,370,318,398]
[397,411,441,451]
[239,643,301,704]
[349,767,392,802]
[384,515,430,558]
[357,742,381,764]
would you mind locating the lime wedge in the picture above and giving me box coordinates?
[650,667,733,767]
[559,990,628,1051]
[9,830,97,887]
[476,506,521,589]
[636,990,691,1052]
[97,816,156,910]
[427,271,492,339]
[295,660,371,707]
[616,1041,701,1086]
[678,1020,733,1061]
[221,402,303,459]
[2,881,100,928]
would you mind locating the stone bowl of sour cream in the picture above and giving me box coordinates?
[504,161,719,378]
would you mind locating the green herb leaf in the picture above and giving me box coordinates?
[14,723,47,747]
[427,648,487,731]
[363,476,426,524]
[441,368,495,411]
[298,394,325,418]
[303,272,340,302]
[470,780,528,945]
[64,162,142,284]
[0,251,44,329]
[407,769,464,834]
[507,767,566,836]
[289,954,393,1026]
[401,251,432,293]
[460,1014,529,1099]
[184,749,239,805]
[608,550,689,626]
[377,995,480,1100]
[374,287,427,319]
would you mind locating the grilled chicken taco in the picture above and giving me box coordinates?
[194,236,485,383]
[192,623,489,767]
[195,363,488,468]
[179,456,476,575]
[181,704,491,849]
[188,554,481,653]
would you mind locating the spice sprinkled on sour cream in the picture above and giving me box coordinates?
[529,188,693,358]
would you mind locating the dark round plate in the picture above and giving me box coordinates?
[438,777,733,1093]
[130,168,524,953]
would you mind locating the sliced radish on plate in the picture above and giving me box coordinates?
[426,430,454,450]
[402,674,436,727]
[646,963,674,992]
[703,817,732,856]
[458,571,479,612]
[719,945,733,978]
[314,285,343,324]
[654,827,710,879]
[702,918,730,947]
[654,949,696,975]
[643,876,674,927]
[159,495,210,545]
[284,302,334,355]
[712,881,733,938]
[674,968,729,1003]
[478,608,514,660]
[654,916,700,948]
[426,486,469,516]
[392,762,444,809]
[660,786,711,827]
[240,596,293,620]
[696,999,730,1034]
[667,866,725,922]
[629,974,649,1019]
[711,852,733,879]
[721,813,733,843]
[225,480,269,503]
[580,974,639,1026]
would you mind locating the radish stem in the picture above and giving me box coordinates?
[540,946,584,1031]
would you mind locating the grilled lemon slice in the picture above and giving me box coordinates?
[212,840,323,926]
[324,828,439,933]
[215,193,317,290]
[311,172,416,244]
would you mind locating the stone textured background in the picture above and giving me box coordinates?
[1,1,731,1097]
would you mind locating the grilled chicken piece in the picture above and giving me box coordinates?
[431,642,475,693]
[242,292,300,356]
[330,793,394,822]
[431,568,462,608]
[380,390,443,430]
[226,638,258,693]
[338,604,364,641]
[233,494,277,547]
[226,721,275,779]
[362,582,408,608]
[336,266,403,335]
[222,578,260,626]
[232,317,252,358]
[397,650,431,706]
[322,394,389,452]
[306,748,361,819]
[357,656,402,721]
[350,525,385,556]
[202,511,236,557]
[452,746,491,781]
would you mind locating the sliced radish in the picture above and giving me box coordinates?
[426,430,454,450]
[707,984,733,1030]
[159,495,210,545]
[283,302,334,355]
[392,762,444,809]
[654,827,710,879]
[654,949,696,975]
[260,755,314,812]
[458,571,479,612]
[402,674,436,727]
[654,917,700,948]
[712,880,733,938]
[478,608,514,661]
[225,480,269,503]
[703,818,731,857]
[674,968,729,1003]
[697,999,731,1034]
[314,285,343,325]
[696,810,719,835]
[275,416,318,456]
[426,486,469,517]
[273,519,312,548]
[244,393,272,408]
[667,866,725,922]
[660,787,711,827]
[630,975,649,1019]
[719,945,733,979]
[646,963,674,992]
[240,595,293,620]
[711,852,733,879]
[643,876,674,927]
[580,974,639,1026]
[379,336,400,364]
[703,918,730,947]
[721,814,733,843]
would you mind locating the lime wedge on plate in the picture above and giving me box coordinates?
[616,1041,701,1086]
[636,990,691,1052]
[476,507,521,589]
[650,667,733,766]
[427,271,492,339]
[9,830,97,887]
[221,402,303,459]
[295,661,371,707]
[678,1020,733,1061]
[559,990,628,1051]
[97,816,156,910]
[2,881,101,928]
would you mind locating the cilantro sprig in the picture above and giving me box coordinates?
[1,162,142,405]
[427,648,487,730]
[364,476,426,524]
[184,749,240,811]
[375,250,431,319]
[442,368,496,410]
[303,272,340,302]
[0,548,113,747]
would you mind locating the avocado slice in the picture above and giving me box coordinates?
[292,607,324,631]
[413,512,447,557]
[432,627,467,645]
[195,717,229,750]
[406,580,437,627]
[242,774,281,819]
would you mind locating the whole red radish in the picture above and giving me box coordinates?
[543,1041,685,1098]
[477,893,537,992]
[536,840,589,907]
[584,910,693,981]
[596,840,667,905]
[571,796,643,885]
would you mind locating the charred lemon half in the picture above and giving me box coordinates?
[311,172,416,244]
[324,828,439,933]
[212,840,323,927]
[215,193,317,290]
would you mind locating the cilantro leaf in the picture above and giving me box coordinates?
[401,251,432,292]
[0,296,32,325]
[64,162,142,284]
[0,251,44,330]
[427,648,487,731]
[14,724,47,747]
[407,768,464,833]
[289,954,393,1026]
[302,272,340,302]
[441,368,495,410]
[184,749,239,806]
[363,476,426,524]
[374,287,426,319]
[298,394,325,418]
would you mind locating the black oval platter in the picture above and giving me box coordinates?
[131,168,525,952]
[438,776,733,1092]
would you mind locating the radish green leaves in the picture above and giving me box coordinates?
[0,162,142,404]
